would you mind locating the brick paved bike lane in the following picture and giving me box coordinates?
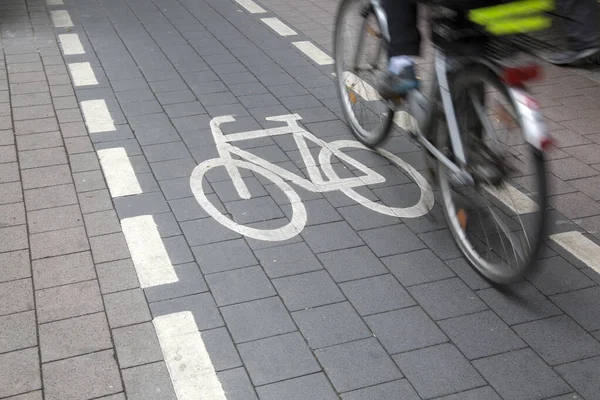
[1,0,600,398]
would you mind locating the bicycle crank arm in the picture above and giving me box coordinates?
[415,134,474,186]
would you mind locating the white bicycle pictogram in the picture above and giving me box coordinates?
[190,114,435,241]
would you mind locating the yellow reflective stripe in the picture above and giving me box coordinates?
[483,15,552,35]
[469,0,554,24]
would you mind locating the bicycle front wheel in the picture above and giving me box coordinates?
[333,0,393,147]
[436,63,548,284]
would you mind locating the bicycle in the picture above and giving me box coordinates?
[334,0,555,283]
[190,114,434,242]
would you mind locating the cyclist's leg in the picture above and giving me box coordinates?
[379,0,421,96]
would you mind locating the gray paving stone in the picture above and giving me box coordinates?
[11,92,51,107]
[549,192,600,219]
[0,348,41,398]
[408,277,487,320]
[96,258,140,294]
[316,245,389,283]
[473,349,571,400]
[341,380,420,400]
[221,296,296,343]
[36,280,103,324]
[0,311,37,354]
[417,229,462,260]
[292,301,371,349]
[128,113,181,145]
[552,286,600,331]
[73,170,106,193]
[113,322,163,369]
[32,251,96,290]
[0,182,23,205]
[69,152,100,173]
[435,386,502,400]
[142,142,191,163]
[302,221,364,253]
[445,257,492,291]
[211,176,267,202]
[439,310,526,360]
[225,196,285,224]
[39,312,112,362]
[28,204,83,234]
[337,203,401,231]
[145,262,207,303]
[340,274,415,316]
[316,337,402,393]
[43,350,122,400]
[254,242,323,278]
[201,327,242,372]
[217,367,258,400]
[155,89,196,105]
[358,224,426,257]
[0,250,30,283]
[83,210,121,237]
[0,202,25,227]
[193,238,257,274]
[206,265,276,306]
[0,144,17,163]
[89,232,131,264]
[21,164,71,189]
[382,248,455,287]
[78,189,113,215]
[3,391,43,400]
[60,122,87,138]
[16,133,60,153]
[104,288,151,328]
[273,270,345,311]
[555,356,600,400]
[238,332,321,386]
[548,157,598,181]
[150,293,224,331]
[0,162,19,184]
[0,279,33,317]
[394,343,485,399]
[258,373,337,400]
[528,255,595,295]
[64,137,94,155]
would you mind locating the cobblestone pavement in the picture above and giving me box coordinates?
[2,0,600,398]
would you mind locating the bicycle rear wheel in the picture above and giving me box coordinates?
[436,63,547,284]
[333,0,394,147]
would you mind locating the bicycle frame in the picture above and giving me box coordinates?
[208,114,386,198]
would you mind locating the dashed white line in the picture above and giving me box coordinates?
[484,183,538,215]
[121,215,179,288]
[51,10,73,28]
[81,99,115,133]
[97,147,142,198]
[154,312,227,400]
[68,62,98,87]
[59,34,85,55]
[551,231,600,273]
[46,0,64,5]
[261,18,297,37]
[292,41,333,65]
[234,0,265,13]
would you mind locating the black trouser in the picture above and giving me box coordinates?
[557,0,600,51]
[382,0,421,57]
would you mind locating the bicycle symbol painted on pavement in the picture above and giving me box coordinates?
[190,114,435,241]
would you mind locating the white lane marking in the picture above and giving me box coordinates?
[154,312,226,400]
[68,62,98,86]
[341,71,379,101]
[97,147,142,198]
[51,10,73,28]
[484,183,538,215]
[47,0,64,5]
[551,231,600,273]
[292,41,333,65]
[261,18,297,36]
[234,0,265,13]
[121,215,179,288]
[81,99,115,133]
[59,34,85,55]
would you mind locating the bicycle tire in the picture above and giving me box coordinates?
[436,62,548,284]
[333,0,394,147]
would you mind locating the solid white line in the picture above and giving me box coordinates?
[261,18,297,37]
[46,0,64,5]
[551,231,600,274]
[234,0,265,13]
[51,10,73,28]
[97,147,142,198]
[121,215,179,288]
[68,62,98,86]
[81,99,115,133]
[154,312,227,400]
[484,183,538,215]
[59,34,85,55]
[292,41,333,65]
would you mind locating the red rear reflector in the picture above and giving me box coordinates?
[540,136,555,151]
[502,64,542,86]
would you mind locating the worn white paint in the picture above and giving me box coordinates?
[341,71,380,102]
[234,0,265,13]
[551,231,600,274]
[46,0,64,5]
[261,18,297,36]
[51,10,73,28]
[81,99,115,133]
[190,113,434,241]
[97,147,142,198]
[154,312,226,400]
[121,215,178,288]
[292,41,334,65]
[59,34,85,55]
[68,62,98,86]
[484,183,538,215]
